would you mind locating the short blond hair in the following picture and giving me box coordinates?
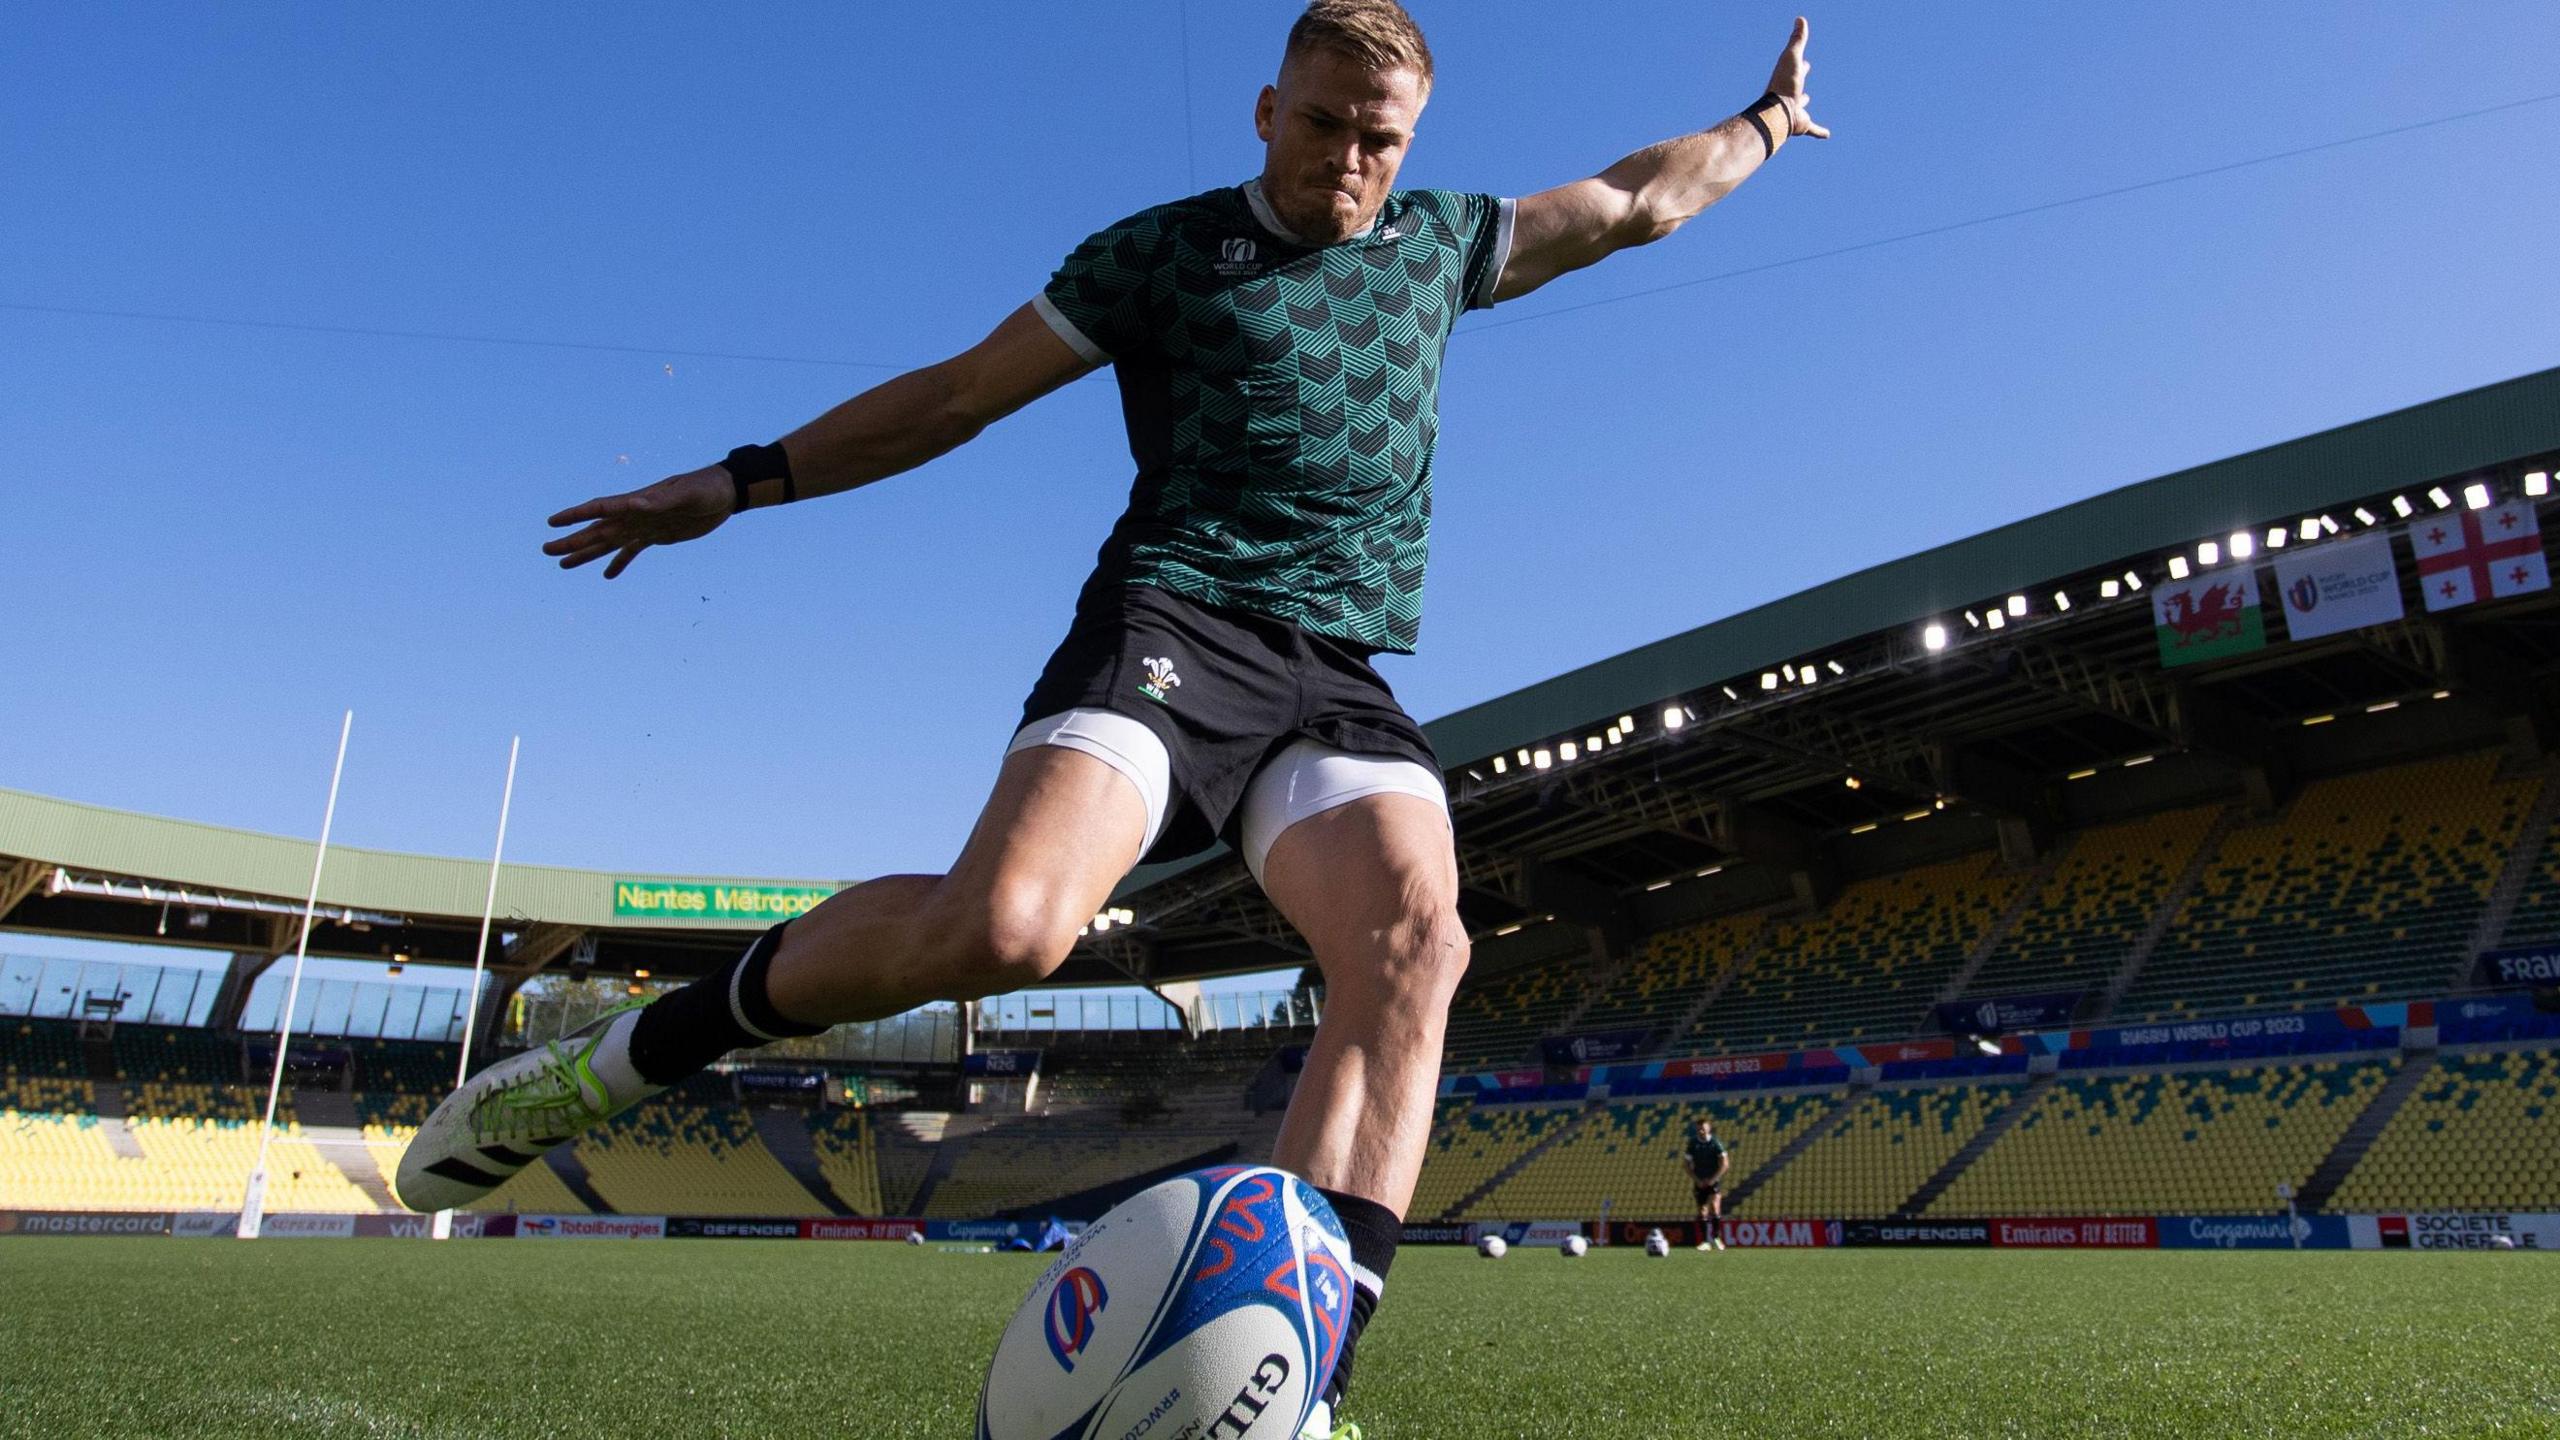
[1284,0,1433,88]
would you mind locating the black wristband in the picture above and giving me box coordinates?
[1743,92,1784,158]
[722,442,794,513]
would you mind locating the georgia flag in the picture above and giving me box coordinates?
[2409,500,2550,612]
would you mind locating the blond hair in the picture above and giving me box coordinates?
[1284,0,1434,88]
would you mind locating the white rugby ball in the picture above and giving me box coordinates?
[1643,1230,1671,1258]
[1561,1235,1588,1258]
[978,1166,1351,1440]
[1475,1234,1508,1259]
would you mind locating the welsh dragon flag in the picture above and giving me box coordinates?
[2410,500,2550,612]
[2153,565,2266,667]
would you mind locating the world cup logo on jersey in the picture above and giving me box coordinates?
[1044,1266,1109,1371]
[1216,236,1261,275]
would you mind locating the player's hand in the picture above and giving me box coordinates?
[1765,16,1830,140]
[543,466,734,579]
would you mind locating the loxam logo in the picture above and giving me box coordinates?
[1139,656,1181,705]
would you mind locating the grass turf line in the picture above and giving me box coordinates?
[0,1241,2553,1439]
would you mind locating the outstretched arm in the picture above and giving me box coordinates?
[1493,17,1828,304]
[543,302,1095,577]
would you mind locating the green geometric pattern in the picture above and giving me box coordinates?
[1042,185,1506,652]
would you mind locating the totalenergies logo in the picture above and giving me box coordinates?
[1045,1267,1110,1371]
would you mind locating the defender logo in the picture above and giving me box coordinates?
[1216,237,1260,276]
[1140,656,1181,705]
[1044,1267,1110,1371]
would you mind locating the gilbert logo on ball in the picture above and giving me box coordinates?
[980,1166,1351,1440]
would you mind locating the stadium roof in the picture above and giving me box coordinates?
[6,365,2558,1001]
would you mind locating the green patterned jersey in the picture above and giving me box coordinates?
[1035,180,1513,652]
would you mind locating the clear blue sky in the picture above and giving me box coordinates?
[6,0,2557,902]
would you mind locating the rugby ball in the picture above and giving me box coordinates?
[1561,1235,1588,1258]
[1475,1234,1507,1259]
[978,1166,1351,1440]
[1643,1229,1671,1258]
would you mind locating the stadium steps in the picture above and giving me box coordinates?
[2297,1054,2436,1213]
[745,1105,858,1216]
[1660,917,1772,1052]
[286,1090,400,1209]
[1893,1073,2055,1216]
[2093,804,2245,1022]
[2454,765,2560,984]
[542,1146,614,1213]
[86,1080,147,1160]
[1722,1086,1861,1210]
[1436,1102,1602,1221]
[1933,843,2073,1006]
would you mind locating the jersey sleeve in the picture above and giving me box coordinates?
[1416,190,1516,312]
[1035,205,1174,364]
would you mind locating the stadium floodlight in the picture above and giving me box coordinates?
[2391,494,2415,518]
[1696,865,1723,878]
[2167,555,2190,580]
[1933,797,1948,810]
[1533,749,1553,770]
[1559,741,1579,762]
[1903,810,1931,822]
[634,968,651,980]
[1963,609,1980,628]
[1605,725,1622,745]
[1588,734,1605,751]
[2321,515,2341,534]
[2301,714,2334,727]
[1984,609,2005,630]
[1618,715,1635,732]
[1843,775,1862,790]
[2006,594,2027,617]
[1827,660,1846,676]
[2100,578,2120,599]
[1492,755,1508,774]
[1782,663,1798,683]
[2197,540,2220,567]
[2464,482,2493,510]
[2299,517,2320,542]
[2428,486,2453,510]
[2529,471,2551,498]
[2265,527,2285,550]
[1721,685,1740,700]
[2123,570,2143,591]
[1518,749,1532,766]
[1850,822,1879,835]
[2053,590,2071,612]
[1646,879,1673,892]
[2354,506,2378,525]
[1801,667,1818,687]
[2123,754,2154,767]
[2368,700,2400,713]
[2229,532,2253,559]
[2067,768,2098,780]
[1761,672,1779,691]
[1493,923,1524,937]
[1922,622,1949,652]
[1662,705,1686,730]
[2434,690,2453,700]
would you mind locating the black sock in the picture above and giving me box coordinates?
[1707,1213,1721,1243]
[1315,1188,1400,1411]
[625,923,825,1085]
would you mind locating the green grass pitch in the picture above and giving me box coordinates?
[2,1239,2554,1438]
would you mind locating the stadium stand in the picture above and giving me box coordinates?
[1407,1100,1582,1220]
[1468,1090,1837,1219]
[1685,855,2021,1055]
[924,1121,1239,1218]
[2328,1049,2560,1214]
[1964,806,2223,1002]
[2117,754,2536,1020]
[1570,913,1761,1038]
[1928,1060,2392,1217]
[1739,1083,2007,1218]
[571,1105,825,1216]
[1438,955,1586,1070]
[805,1108,886,1215]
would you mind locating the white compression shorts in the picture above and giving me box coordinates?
[1007,708,1450,882]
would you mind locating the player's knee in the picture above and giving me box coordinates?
[1357,903,1471,1004]
[929,885,1083,998]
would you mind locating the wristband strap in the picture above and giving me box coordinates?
[723,442,794,513]
[1744,92,1789,158]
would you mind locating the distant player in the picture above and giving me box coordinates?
[1684,1116,1730,1250]
[400,4,1825,1432]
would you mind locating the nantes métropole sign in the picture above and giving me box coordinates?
[612,880,836,922]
